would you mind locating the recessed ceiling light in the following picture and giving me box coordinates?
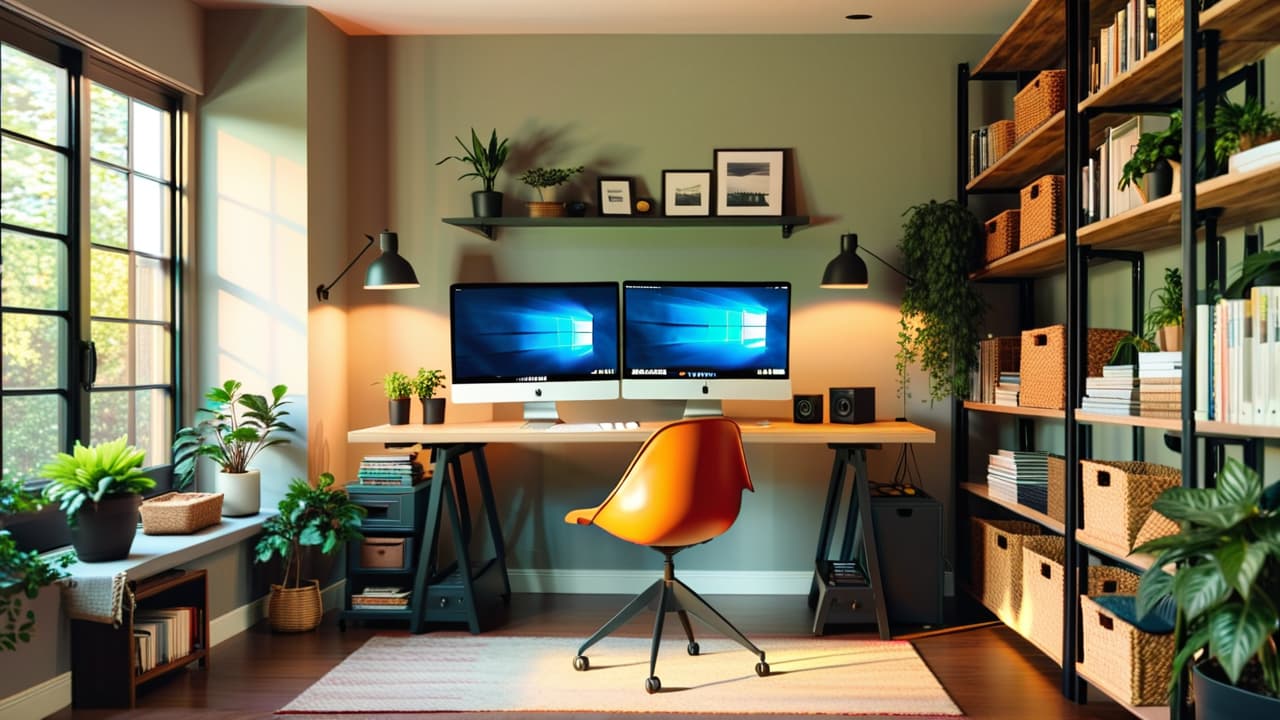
[846,14,873,20]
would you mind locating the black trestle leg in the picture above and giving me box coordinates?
[576,579,663,658]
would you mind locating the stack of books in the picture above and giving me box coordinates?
[351,586,411,609]
[133,606,199,674]
[986,449,1050,513]
[1081,364,1139,416]
[358,453,424,486]
[1137,351,1182,419]
[824,561,867,587]
[994,372,1020,407]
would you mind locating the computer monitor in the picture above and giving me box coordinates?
[450,282,620,425]
[622,280,792,417]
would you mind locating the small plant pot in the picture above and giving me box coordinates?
[389,398,411,425]
[215,469,261,517]
[1156,324,1182,352]
[70,494,142,562]
[422,397,446,425]
[527,201,566,218]
[471,190,503,218]
[1146,159,1174,200]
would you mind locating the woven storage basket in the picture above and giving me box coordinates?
[268,580,323,632]
[984,210,1021,263]
[1081,460,1181,552]
[1132,508,1180,550]
[1080,594,1175,705]
[1019,325,1131,409]
[1019,174,1065,248]
[971,518,1042,626]
[1047,454,1066,523]
[1157,0,1182,47]
[139,492,224,535]
[990,119,1017,162]
[1014,70,1066,141]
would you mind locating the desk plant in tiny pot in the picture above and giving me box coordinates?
[173,380,294,517]
[254,472,365,632]
[40,436,156,562]
[519,165,584,217]
[1,478,74,651]
[1119,110,1181,201]
[436,128,510,218]
[1214,97,1280,173]
[383,371,412,425]
[412,368,447,425]
[1134,458,1280,718]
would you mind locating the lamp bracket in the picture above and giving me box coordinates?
[315,234,377,302]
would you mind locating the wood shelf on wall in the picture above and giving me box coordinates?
[441,215,811,240]
[1200,0,1280,45]
[961,482,1065,534]
[972,0,1122,76]
[962,401,1065,419]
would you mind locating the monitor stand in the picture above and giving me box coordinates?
[520,401,563,430]
[682,399,724,418]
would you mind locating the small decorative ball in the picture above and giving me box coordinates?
[634,198,654,214]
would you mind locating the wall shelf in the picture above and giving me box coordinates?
[960,482,1064,534]
[1074,411,1182,432]
[1197,421,1280,440]
[1075,529,1158,572]
[970,234,1065,279]
[441,215,811,240]
[963,401,1065,420]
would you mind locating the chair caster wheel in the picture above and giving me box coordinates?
[573,655,589,671]
[756,661,770,677]
[645,676,661,693]
[687,641,700,656]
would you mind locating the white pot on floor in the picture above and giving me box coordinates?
[215,469,261,517]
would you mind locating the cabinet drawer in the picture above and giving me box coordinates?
[348,481,429,531]
[358,536,411,571]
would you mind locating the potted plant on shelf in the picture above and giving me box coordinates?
[1144,266,1183,352]
[40,436,156,562]
[1119,110,1181,200]
[519,166,584,217]
[254,472,365,632]
[1134,458,1280,717]
[383,371,412,426]
[436,128,510,218]
[1214,97,1280,173]
[412,368,448,425]
[895,199,985,402]
[172,380,294,517]
[1,478,75,651]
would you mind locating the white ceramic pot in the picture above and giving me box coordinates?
[215,469,261,517]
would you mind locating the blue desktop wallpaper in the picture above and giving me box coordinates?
[451,283,619,382]
[623,283,790,377]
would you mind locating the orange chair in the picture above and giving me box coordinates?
[564,416,769,693]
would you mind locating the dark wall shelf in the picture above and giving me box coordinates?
[441,215,810,240]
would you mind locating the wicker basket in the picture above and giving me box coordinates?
[1019,325,1132,409]
[1132,508,1180,550]
[1081,460,1181,552]
[971,518,1042,626]
[1047,454,1066,523]
[1157,0,1182,47]
[1080,594,1176,705]
[1019,174,1065,248]
[984,210,1021,263]
[526,201,566,218]
[139,492,224,535]
[1014,70,1066,141]
[1021,538,1141,662]
[990,119,1017,162]
[268,580,323,632]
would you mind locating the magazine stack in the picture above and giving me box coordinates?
[1137,351,1181,419]
[358,453,424,486]
[1081,363,1138,416]
[986,449,1050,513]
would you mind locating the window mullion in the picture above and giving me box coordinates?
[66,49,89,453]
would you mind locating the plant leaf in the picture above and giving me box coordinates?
[1215,537,1267,600]
[1207,597,1276,684]
[1173,562,1230,621]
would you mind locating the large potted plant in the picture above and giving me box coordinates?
[436,128,510,218]
[254,473,365,632]
[173,380,294,517]
[519,166,584,217]
[40,436,156,562]
[896,199,985,402]
[412,368,447,425]
[1,478,75,651]
[383,371,412,425]
[1214,97,1280,173]
[1134,458,1280,718]
[1119,110,1181,200]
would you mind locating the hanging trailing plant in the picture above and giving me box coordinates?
[895,199,985,402]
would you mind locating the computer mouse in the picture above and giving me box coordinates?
[624,421,639,429]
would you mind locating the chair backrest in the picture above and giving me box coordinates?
[584,417,753,548]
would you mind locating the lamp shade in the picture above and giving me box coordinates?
[364,231,420,290]
[820,233,869,289]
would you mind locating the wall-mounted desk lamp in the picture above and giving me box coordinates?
[316,229,420,302]
[819,233,913,289]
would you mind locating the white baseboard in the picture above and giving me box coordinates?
[209,581,345,646]
[0,672,70,720]
[509,569,812,595]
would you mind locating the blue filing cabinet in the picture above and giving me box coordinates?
[339,480,430,629]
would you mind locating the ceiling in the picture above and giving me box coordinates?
[192,0,1025,36]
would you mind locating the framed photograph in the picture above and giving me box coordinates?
[661,170,712,217]
[714,149,784,216]
[598,177,635,216]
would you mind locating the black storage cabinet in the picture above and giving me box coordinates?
[871,494,943,625]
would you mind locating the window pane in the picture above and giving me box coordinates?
[91,320,128,386]
[135,324,170,386]
[134,255,170,322]
[89,82,128,166]
[90,390,129,446]
[90,248,129,318]
[1,44,66,146]
[131,99,168,180]
[1,312,64,389]
[135,388,170,465]
[132,175,169,256]
[2,394,64,483]
[1,136,66,233]
[90,163,129,249]
[1,230,66,310]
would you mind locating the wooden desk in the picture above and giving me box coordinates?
[347,419,935,638]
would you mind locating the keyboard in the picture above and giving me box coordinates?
[544,421,640,432]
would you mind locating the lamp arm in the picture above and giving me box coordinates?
[860,245,915,283]
[315,234,377,302]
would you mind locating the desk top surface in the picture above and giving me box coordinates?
[347,419,934,446]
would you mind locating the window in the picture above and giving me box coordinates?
[1,16,182,494]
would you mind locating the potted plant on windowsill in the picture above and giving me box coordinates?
[1,478,75,651]
[40,436,156,562]
[383,371,412,426]
[519,166,584,217]
[1214,97,1280,173]
[1119,110,1181,201]
[436,128,510,218]
[254,472,365,632]
[1134,458,1280,718]
[173,380,294,517]
[412,368,447,425]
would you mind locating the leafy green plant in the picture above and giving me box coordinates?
[172,380,294,490]
[1119,111,1181,191]
[411,368,447,399]
[896,200,985,402]
[435,128,510,192]
[0,529,74,651]
[519,166,584,200]
[1213,97,1280,166]
[0,476,43,517]
[1144,266,1183,336]
[382,371,412,400]
[1108,332,1160,366]
[1135,458,1280,699]
[40,436,156,526]
[1223,241,1280,300]
[254,473,365,589]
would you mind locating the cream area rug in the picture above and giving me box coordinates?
[279,634,963,716]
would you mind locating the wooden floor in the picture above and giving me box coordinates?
[51,593,1138,720]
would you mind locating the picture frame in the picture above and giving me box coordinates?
[714,149,785,216]
[661,170,713,217]
[598,177,635,216]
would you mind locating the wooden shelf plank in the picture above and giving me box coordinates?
[1076,663,1171,720]
[974,0,1124,76]
[963,401,1065,419]
[970,234,1065,279]
[1074,411,1182,432]
[1077,193,1182,252]
[968,111,1065,192]
[1199,162,1280,234]
[961,482,1065,534]
[1196,420,1280,440]
[1201,0,1280,43]
[1075,529,1158,571]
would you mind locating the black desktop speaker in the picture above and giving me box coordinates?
[829,387,875,424]
[793,394,823,424]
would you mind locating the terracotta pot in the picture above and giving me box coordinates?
[1156,324,1182,352]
